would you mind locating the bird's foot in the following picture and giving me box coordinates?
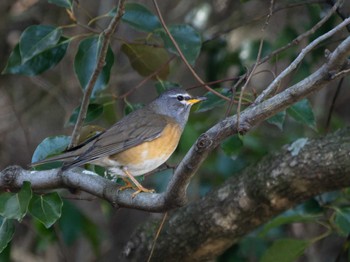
[119,177,155,198]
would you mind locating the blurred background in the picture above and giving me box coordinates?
[1,0,350,261]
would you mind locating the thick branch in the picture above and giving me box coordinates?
[122,128,350,261]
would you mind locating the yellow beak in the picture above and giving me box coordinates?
[187,96,207,105]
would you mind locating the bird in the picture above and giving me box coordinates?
[32,88,207,197]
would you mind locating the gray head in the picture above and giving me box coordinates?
[149,88,206,129]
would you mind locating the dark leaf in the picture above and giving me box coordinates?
[267,111,286,131]
[121,43,170,80]
[67,103,104,126]
[0,218,15,253]
[286,99,316,131]
[31,135,71,163]
[74,36,114,98]
[159,24,202,65]
[29,193,63,228]
[19,25,62,63]
[0,182,32,221]
[221,135,243,156]
[109,3,161,32]
[261,238,311,262]
[2,37,69,76]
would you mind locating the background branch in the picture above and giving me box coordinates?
[122,127,350,261]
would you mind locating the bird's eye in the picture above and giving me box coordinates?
[177,95,184,101]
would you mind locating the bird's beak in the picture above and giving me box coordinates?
[187,96,207,105]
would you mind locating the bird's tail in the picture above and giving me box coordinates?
[30,150,78,167]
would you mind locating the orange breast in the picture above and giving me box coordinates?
[110,122,182,175]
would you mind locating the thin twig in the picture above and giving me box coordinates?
[147,212,168,262]
[236,0,275,128]
[254,1,348,105]
[69,0,126,148]
[325,77,344,132]
[151,0,230,101]
[254,17,350,105]
[257,0,344,67]
[225,75,246,117]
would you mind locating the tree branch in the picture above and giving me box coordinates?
[254,14,350,105]
[122,127,350,261]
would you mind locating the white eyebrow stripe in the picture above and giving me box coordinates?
[169,94,191,98]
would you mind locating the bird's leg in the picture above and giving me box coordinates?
[121,168,155,198]
[119,177,136,191]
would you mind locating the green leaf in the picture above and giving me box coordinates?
[74,36,114,98]
[48,0,72,9]
[196,88,231,112]
[259,213,321,237]
[286,99,316,130]
[67,103,104,126]
[267,111,286,131]
[31,135,71,163]
[334,207,350,236]
[119,3,161,32]
[59,201,101,253]
[0,218,15,253]
[29,193,63,228]
[19,25,62,63]
[0,182,32,221]
[261,238,311,262]
[160,24,202,65]
[121,43,170,80]
[2,37,69,76]
[0,242,11,260]
[221,135,243,156]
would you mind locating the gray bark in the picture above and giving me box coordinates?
[122,128,350,261]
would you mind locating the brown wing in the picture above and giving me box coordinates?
[62,107,168,169]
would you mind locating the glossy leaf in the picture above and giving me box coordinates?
[221,135,243,156]
[29,192,63,228]
[48,0,72,9]
[2,37,69,76]
[197,88,231,112]
[119,3,161,32]
[67,103,104,126]
[74,36,114,98]
[31,135,71,163]
[267,111,286,131]
[160,24,202,65]
[286,99,316,130]
[121,43,170,80]
[334,207,350,236]
[19,25,62,63]
[0,218,15,253]
[0,182,32,221]
[261,238,311,262]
